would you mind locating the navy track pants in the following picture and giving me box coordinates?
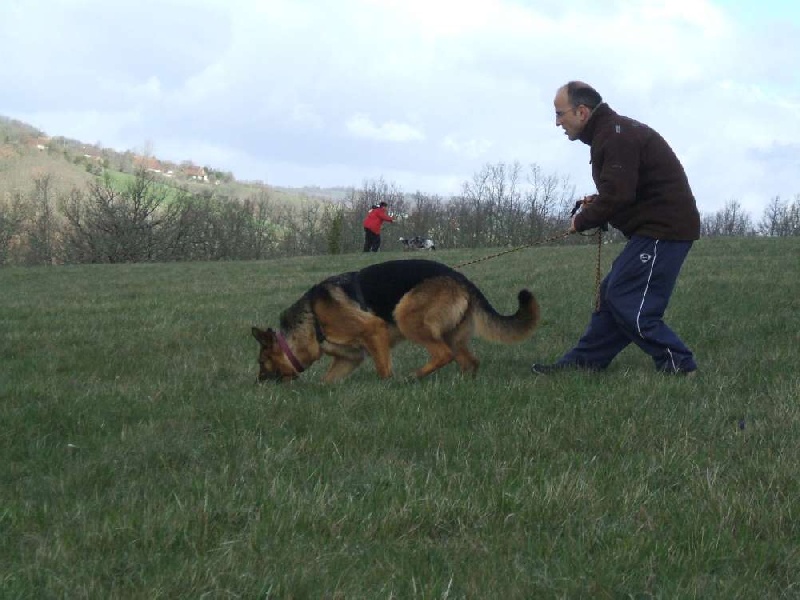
[558,235,696,373]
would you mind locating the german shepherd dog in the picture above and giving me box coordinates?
[251,259,539,383]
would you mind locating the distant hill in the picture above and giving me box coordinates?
[0,114,353,204]
[0,117,95,196]
[271,185,354,202]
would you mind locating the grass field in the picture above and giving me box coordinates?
[2,237,799,598]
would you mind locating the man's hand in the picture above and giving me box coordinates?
[570,194,599,233]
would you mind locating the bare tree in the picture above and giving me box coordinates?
[9,156,789,266]
[462,165,492,247]
[60,169,184,263]
[400,191,444,245]
[24,175,58,265]
[524,164,575,242]
[0,191,30,265]
[758,195,800,236]
[701,199,755,237]
[247,191,280,259]
[324,203,345,255]
[787,195,800,236]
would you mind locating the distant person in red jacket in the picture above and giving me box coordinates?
[362,201,394,252]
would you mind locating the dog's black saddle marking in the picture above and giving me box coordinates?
[356,259,464,323]
[311,260,464,330]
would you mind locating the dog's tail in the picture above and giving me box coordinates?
[471,288,539,344]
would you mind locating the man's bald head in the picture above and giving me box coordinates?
[553,81,604,141]
[559,81,603,111]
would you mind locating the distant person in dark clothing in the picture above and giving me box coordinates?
[363,201,394,252]
[531,81,700,376]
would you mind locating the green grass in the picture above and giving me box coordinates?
[2,238,799,598]
[99,169,188,204]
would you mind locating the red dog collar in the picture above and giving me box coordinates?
[275,331,305,374]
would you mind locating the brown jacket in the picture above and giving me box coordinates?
[573,103,700,240]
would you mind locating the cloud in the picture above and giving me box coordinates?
[0,0,798,217]
[345,114,425,142]
[290,104,324,129]
[442,136,493,159]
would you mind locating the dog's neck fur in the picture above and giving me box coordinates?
[279,299,324,368]
[287,322,323,365]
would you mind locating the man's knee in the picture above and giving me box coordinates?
[605,289,641,333]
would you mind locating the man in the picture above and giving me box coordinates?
[531,81,700,376]
[363,201,394,252]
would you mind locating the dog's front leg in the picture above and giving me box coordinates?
[323,354,365,383]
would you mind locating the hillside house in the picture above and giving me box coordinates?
[26,136,51,151]
[134,156,165,174]
[182,165,208,182]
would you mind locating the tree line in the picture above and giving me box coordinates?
[1,163,798,266]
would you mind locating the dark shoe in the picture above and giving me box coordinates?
[530,362,598,375]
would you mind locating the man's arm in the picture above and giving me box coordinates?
[574,137,639,231]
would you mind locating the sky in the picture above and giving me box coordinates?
[2,0,799,217]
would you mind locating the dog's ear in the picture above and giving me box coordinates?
[251,327,275,346]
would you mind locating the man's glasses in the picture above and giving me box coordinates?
[555,106,578,118]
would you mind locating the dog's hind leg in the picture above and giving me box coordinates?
[413,341,456,378]
[453,346,479,375]
[448,323,480,376]
[398,315,459,378]
[360,321,394,379]
[395,282,469,378]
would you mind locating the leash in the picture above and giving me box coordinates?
[450,229,573,269]
[452,227,605,312]
[591,228,603,311]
